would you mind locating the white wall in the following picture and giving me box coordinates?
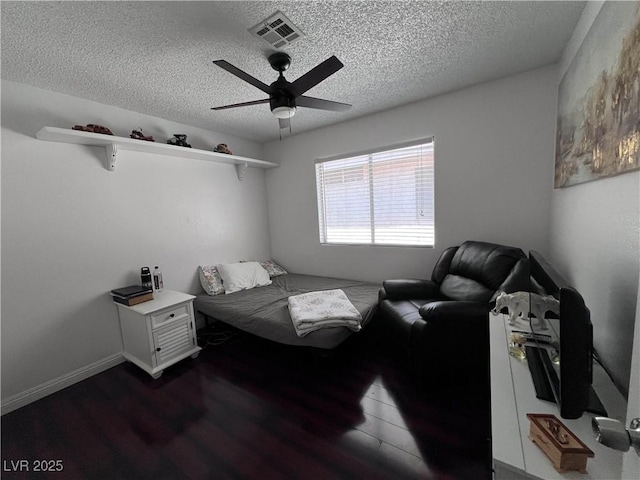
[263,66,558,283]
[550,1,639,396]
[1,81,272,405]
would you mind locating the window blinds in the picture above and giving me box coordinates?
[315,140,434,246]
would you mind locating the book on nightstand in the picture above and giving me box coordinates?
[111,285,153,306]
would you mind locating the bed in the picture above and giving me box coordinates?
[194,272,381,350]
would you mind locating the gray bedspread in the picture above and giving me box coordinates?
[194,273,381,349]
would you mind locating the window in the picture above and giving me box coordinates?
[315,139,434,246]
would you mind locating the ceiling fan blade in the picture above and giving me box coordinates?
[213,60,272,94]
[291,56,344,95]
[297,95,351,112]
[278,117,291,129]
[210,99,269,110]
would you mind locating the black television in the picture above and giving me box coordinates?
[527,251,607,419]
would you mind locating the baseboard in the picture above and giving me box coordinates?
[1,353,125,415]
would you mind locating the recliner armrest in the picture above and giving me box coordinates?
[418,300,490,324]
[382,279,440,300]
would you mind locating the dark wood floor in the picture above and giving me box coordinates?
[2,322,492,480]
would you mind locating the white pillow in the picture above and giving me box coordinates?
[216,261,271,294]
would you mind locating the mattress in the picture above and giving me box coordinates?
[194,273,380,349]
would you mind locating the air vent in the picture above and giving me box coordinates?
[249,11,304,49]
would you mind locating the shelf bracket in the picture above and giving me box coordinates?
[235,162,248,181]
[105,144,117,171]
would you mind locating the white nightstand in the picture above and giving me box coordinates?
[115,290,201,379]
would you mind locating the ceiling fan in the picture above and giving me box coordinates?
[211,52,351,129]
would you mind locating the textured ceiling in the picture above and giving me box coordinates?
[1,1,585,143]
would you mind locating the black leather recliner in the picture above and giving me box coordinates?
[379,240,529,383]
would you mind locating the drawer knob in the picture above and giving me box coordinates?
[169,313,175,318]
[156,347,161,352]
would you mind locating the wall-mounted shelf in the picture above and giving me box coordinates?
[36,126,278,180]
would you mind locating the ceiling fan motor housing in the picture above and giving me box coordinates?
[269,75,296,112]
[270,93,296,113]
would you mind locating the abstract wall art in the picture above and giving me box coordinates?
[555,2,640,188]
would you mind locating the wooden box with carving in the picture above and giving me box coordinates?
[526,413,594,473]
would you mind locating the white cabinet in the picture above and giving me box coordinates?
[116,290,201,378]
[490,314,626,480]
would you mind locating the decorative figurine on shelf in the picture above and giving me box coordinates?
[72,124,113,135]
[167,134,191,148]
[491,291,559,330]
[130,129,155,142]
[214,143,233,155]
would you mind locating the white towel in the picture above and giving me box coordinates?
[288,289,362,337]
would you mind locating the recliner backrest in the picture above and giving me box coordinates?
[437,241,528,303]
[431,246,458,284]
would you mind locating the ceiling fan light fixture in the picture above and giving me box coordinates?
[272,106,296,119]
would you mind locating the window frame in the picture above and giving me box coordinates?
[315,138,435,248]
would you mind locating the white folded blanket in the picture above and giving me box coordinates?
[288,289,363,337]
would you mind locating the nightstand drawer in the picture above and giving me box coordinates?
[151,304,189,328]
